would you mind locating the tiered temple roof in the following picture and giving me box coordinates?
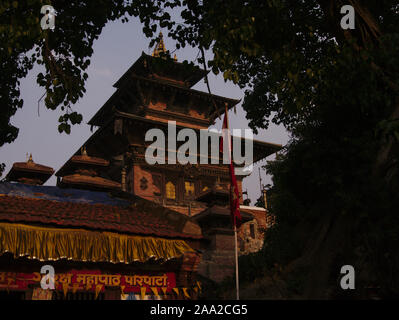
[88,39,239,128]
[55,34,281,199]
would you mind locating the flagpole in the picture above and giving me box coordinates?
[234,224,240,300]
[224,103,240,301]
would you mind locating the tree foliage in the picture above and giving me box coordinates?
[258,43,399,297]
[0,0,179,148]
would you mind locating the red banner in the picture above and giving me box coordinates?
[220,108,242,228]
[0,270,176,293]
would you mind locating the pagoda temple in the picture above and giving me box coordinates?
[0,34,281,300]
[57,32,280,217]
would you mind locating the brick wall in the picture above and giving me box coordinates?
[197,231,236,283]
[238,206,269,255]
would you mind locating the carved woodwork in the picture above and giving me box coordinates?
[114,119,123,135]
[135,79,146,106]
[140,177,148,190]
[151,172,163,196]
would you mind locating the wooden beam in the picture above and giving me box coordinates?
[135,79,146,106]
[168,89,177,110]
[184,93,194,115]
[146,81,154,105]
[125,88,139,104]
[118,93,131,111]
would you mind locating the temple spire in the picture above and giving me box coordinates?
[152,32,167,57]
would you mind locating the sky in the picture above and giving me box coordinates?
[0,18,290,205]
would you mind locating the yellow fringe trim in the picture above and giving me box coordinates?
[0,223,194,263]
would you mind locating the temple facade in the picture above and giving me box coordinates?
[0,35,280,300]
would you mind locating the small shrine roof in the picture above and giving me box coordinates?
[56,153,110,178]
[5,155,55,185]
[70,155,109,167]
[59,174,121,191]
[9,161,54,175]
[195,187,230,204]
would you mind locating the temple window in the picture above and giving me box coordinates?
[185,181,195,196]
[165,181,176,200]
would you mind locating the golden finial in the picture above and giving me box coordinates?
[174,54,177,62]
[81,146,88,157]
[152,32,167,58]
[27,153,33,163]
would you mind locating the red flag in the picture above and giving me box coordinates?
[221,110,242,228]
